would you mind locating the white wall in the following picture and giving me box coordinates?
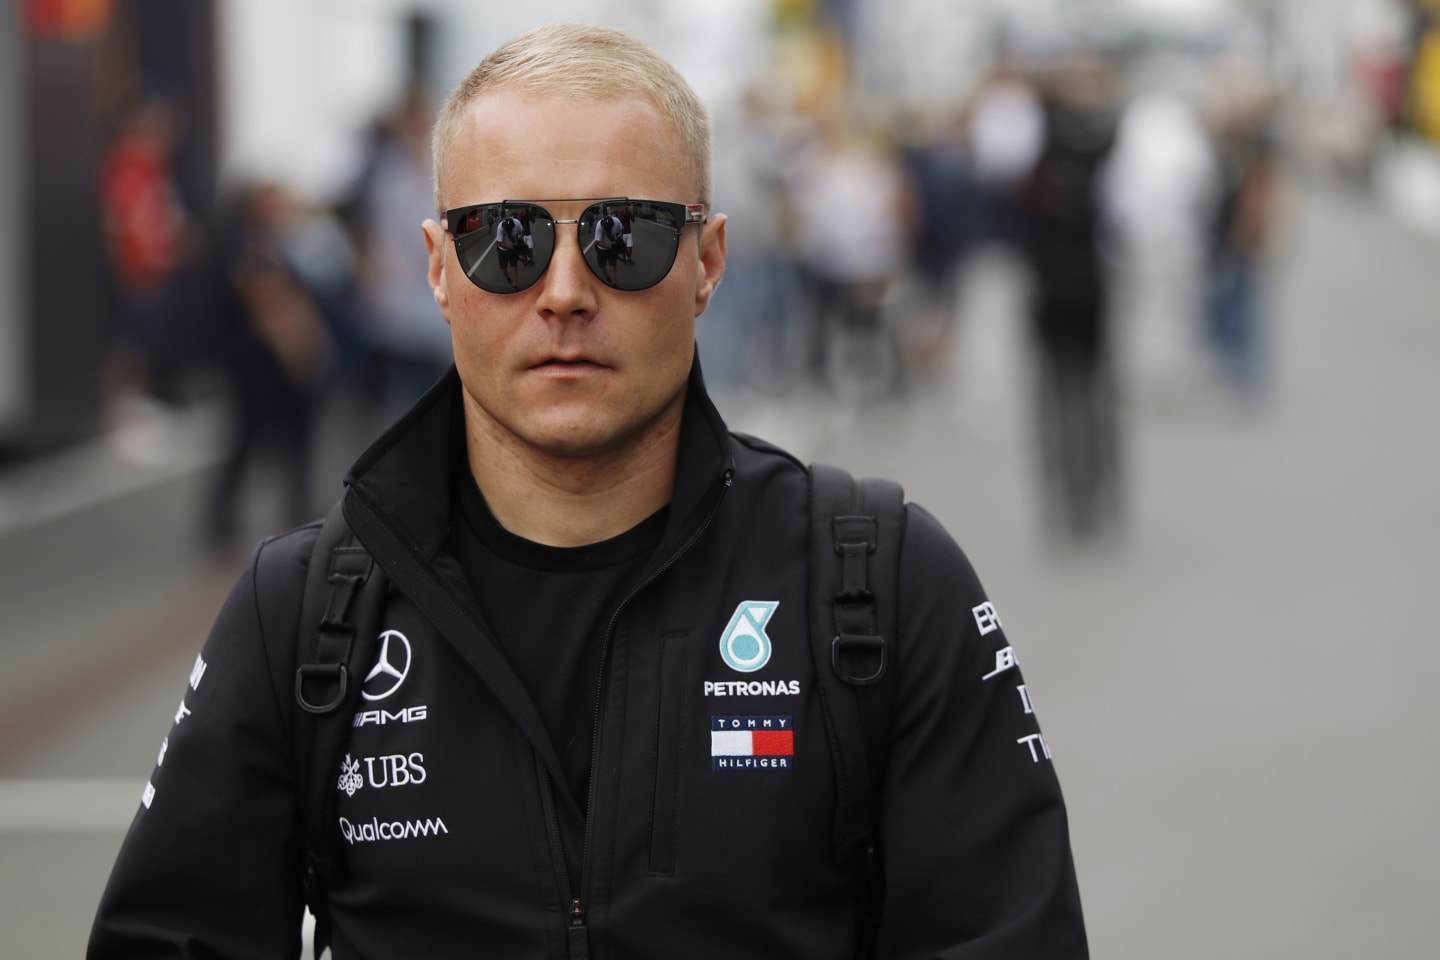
[217,0,409,201]
[854,0,990,111]
[1275,0,1353,100]
[1118,0,1237,26]
[216,0,771,203]
[431,0,770,107]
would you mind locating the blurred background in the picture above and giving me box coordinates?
[1,0,1438,956]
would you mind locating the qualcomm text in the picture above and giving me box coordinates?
[339,815,449,845]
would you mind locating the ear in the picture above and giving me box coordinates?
[692,213,727,318]
[422,219,451,320]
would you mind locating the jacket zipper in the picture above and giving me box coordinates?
[535,762,579,955]
[559,469,733,959]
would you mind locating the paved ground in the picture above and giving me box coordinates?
[1,179,1436,958]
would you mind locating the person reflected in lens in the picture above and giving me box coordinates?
[495,208,525,288]
[618,203,634,262]
[593,207,624,285]
[517,205,536,265]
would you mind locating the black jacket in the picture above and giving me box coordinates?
[90,362,1087,959]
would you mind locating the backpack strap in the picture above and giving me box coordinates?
[293,498,388,957]
[807,463,904,867]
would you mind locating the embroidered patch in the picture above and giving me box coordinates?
[711,715,794,770]
[718,601,778,673]
[338,754,364,797]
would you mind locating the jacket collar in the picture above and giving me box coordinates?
[342,352,735,563]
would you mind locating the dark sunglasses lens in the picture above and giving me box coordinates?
[453,204,554,293]
[579,203,682,291]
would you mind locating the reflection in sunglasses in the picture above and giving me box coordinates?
[445,198,705,294]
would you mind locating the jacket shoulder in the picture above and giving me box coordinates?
[240,516,330,718]
[251,517,326,607]
[896,502,994,621]
[730,431,807,473]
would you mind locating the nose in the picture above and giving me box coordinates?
[534,222,599,319]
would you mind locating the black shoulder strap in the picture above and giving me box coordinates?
[807,462,904,867]
[293,499,388,956]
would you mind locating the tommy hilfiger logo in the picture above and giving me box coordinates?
[711,715,794,770]
[718,601,777,673]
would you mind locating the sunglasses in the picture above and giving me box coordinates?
[444,198,707,294]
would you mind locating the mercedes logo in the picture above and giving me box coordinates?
[362,630,412,701]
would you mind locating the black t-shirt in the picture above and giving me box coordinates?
[448,469,667,809]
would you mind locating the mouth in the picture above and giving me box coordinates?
[530,356,609,371]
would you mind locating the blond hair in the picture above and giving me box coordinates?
[431,22,712,211]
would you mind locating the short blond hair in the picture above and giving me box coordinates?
[431,22,712,212]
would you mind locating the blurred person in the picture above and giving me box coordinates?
[89,23,1087,960]
[707,84,809,389]
[98,97,191,424]
[1406,7,1440,145]
[1207,72,1284,401]
[968,66,1045,246]
[897,109,985,378]
[1017,55,1123,543]
[1104,90,1219,400]
[1353,32,1409,135]
[202,183,332,551]
[789,104,915,396]
[352,90,454,414]
[274,191,367,390]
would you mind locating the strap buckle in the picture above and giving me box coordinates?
[295,662,349,714]
[833,517,878,600]
[832,633,886,686]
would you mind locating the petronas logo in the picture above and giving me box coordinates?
[719,601,778,673]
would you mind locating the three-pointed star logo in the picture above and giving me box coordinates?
[362,630,412,701]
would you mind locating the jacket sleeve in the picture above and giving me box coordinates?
[88,534,310,959]
[875,505,1088,959]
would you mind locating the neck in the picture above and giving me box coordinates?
[462,396,685,548]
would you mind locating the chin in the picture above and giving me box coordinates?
[499,389,684,460]
[520,418,625,459]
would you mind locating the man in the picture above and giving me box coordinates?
[89,23,1086,959]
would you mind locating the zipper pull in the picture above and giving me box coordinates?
[568,898,590,959]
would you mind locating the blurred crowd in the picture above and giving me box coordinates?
[706,45,1287,543]
[90,49,1289,550]
[90,3,1434,550]
[95,87,457,551]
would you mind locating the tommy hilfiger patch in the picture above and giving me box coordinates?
[711,715,794,770]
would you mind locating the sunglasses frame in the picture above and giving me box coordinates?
[443,197,708,294]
